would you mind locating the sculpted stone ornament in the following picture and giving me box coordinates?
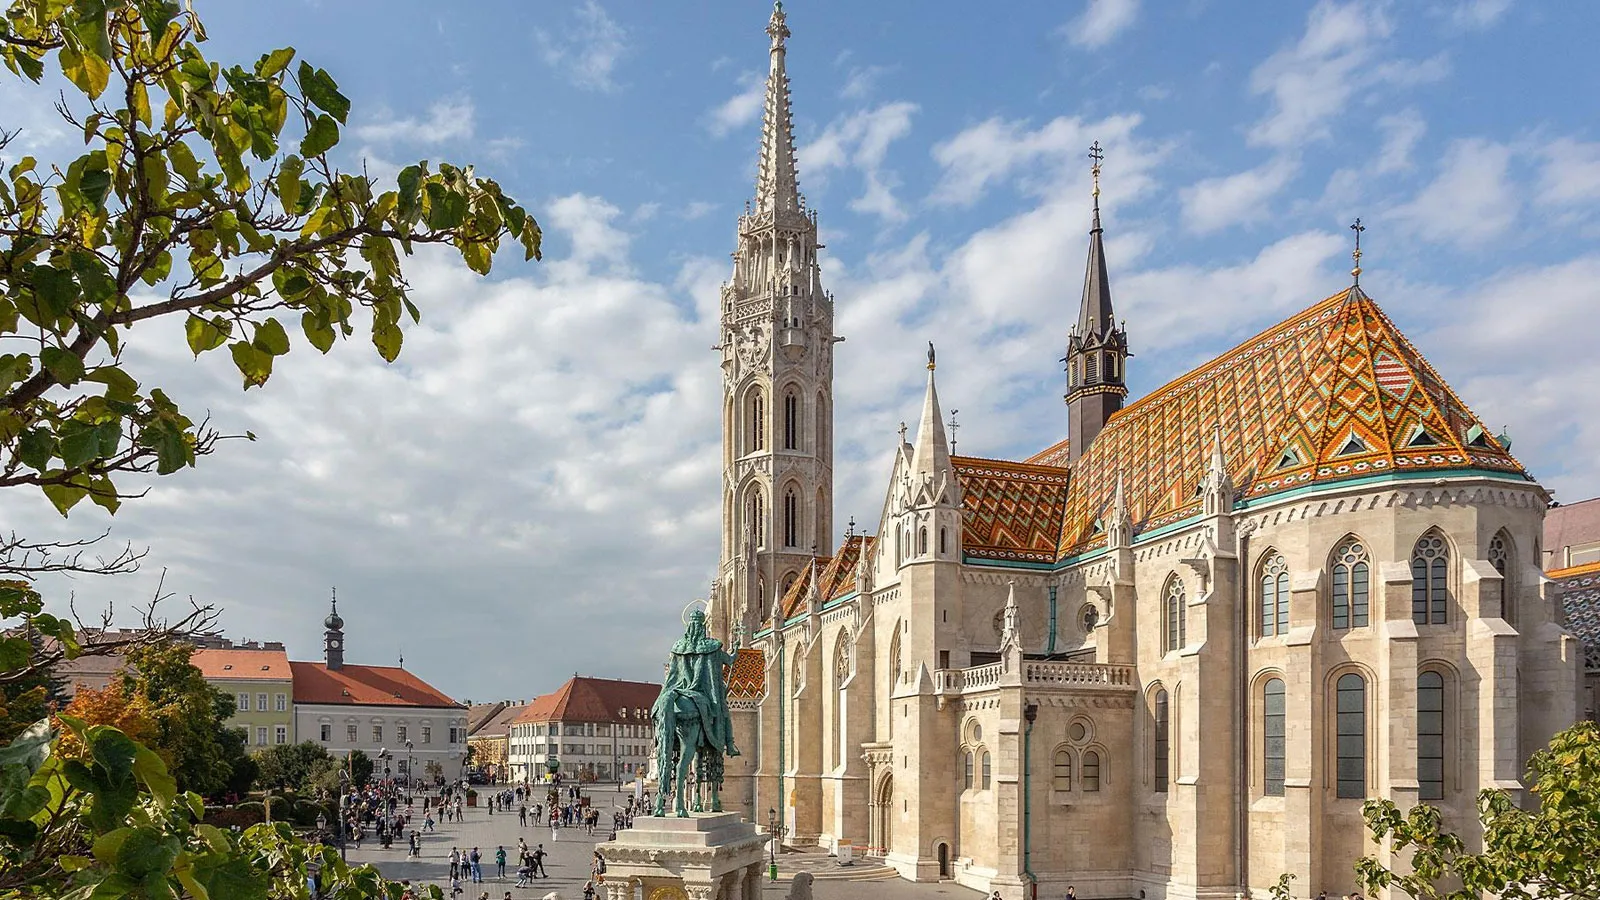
[652,609,741,816]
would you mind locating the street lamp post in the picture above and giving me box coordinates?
[768,808,778,881]
[404,740,414,791]
[335,770,350,862]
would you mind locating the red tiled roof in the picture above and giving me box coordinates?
[511,677,659,725]
[1024,436,1072,468]
[289,661,461,708]
[727,648,765,700]
[477,703,527,736]
[775,534,873,621]
[192,648,291,681]
[953,456,1070,563]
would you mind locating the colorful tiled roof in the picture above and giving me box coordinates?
[1025,436,1072,468]
[511,677,659,725]
[1551,560,1600,673]
[289,661,461,708]
[776,534,872,620]
[1057,287,1527,557]
[192,648,291,681]
[727,648,765,700]
[953,456,1071,563]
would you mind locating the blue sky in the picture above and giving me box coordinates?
[8,0,1600,701]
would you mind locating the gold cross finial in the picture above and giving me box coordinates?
[1349,217,1365,286]
[1089,141,1104,202]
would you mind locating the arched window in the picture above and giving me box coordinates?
[1411,532,1450,625]
[939,527,947,555]
[815,488,827,555]
[894,525,903,568]
[783,390,799,450]
[1263,678,1286,797]
[963,751,974,790]
[1085,354,1098,382]
[1332,537,1370,630]
[748,391,765,453]
[747,489,766,548]
[1418,671,1445,800]
[1335,673,1366,799]
[1260,552,1290,637]
[783,489,798,547]
[1082,750,1100,792]
[1053,750,1072,791]
[1488,531,1513,623]
[1154,689,1170,793]
[1164,576,1186,655]
[980,751,991,789]
[918,528,928,555]
[781,571,797,600]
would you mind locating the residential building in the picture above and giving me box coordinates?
[705,6,1581,899]
[506,676,659,784]
[291,598,467,783]
[192,645,294,752]
[467,700,527,781]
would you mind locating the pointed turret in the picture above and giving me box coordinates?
[1065,141,1130,464]
[323,589,345,671]
[756,1,801,218]
[910,342,955,502]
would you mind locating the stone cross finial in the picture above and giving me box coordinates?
[1350,217,1365,286]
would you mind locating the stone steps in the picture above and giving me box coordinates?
[802,863,899,882]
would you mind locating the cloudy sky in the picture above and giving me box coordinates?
[7,0,1600,702]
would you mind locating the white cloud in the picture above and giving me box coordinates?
[1375,109,1426,173]
[1063,0,1141,49]
[546,193,631,271]
[1449,0,1513,30]
[1179,156,1299,234]
[1248,2,1445,149]
[1391,138,1517,247]
[353,97,475,145]
[800,102,918,224]
[1537,138,1600,207]
[680,201,717,221]
[841,65,891,100]
[928,113,1150,207]
[706,73,764,138]
[537,0,627,93]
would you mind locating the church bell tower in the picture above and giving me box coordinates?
[713,1,837,644]
[1065,142,1130,463]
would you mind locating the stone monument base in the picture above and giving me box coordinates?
[598,813,770,900]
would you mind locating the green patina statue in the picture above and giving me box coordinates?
[651,609,740,816]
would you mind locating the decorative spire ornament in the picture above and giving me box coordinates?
[1350,217,1365,287]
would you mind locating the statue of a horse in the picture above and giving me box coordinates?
[652,690,725,817]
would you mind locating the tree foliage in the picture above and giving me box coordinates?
[252,740,331,795]
[1354,720,1600,900]
[113,641,250,799]
[52,679,156,758]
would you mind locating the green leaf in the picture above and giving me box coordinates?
[32,265,80,317]
[58,43,111,99]
[88,476,120,514]
[424,182,466,229]
[276,155,303,212]
[296,61,350,124]
[372,321,402,363]
[41,475,90,516]
[16,429,54,471]
[252,318,290,356]
[256,47,295,78]
[229,341,273,388]
[40,347,88,387]
[301,312,335,353]
[84,366,139,403]
[299,113,338,158]
[167,140,200,183]
[184,314,231,356]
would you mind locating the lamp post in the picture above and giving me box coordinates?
[335,770,350,861]
[768,807,778,881]
[405,740,414,790]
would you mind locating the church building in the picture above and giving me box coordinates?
[706,5,1583,900]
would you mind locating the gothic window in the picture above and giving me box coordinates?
[783,489,798,548]
[1418,671,1445,800]
[1335,673,1366,799]
[815,488,827,554]
[1164,576,1186,655]
[1260,552,1290,637]
[792,649,804,695]
[1331,537,1370,630]
[1263,677,1286,797]
[918,527,928,555]
[747,489,766,548]
[783,391,799,450]
[889,627,903,684]
[963,751,974,790]
[939,527,947,555]
[781,571,797,603]
[1153,689,1170,793]
[815,391,827,457]
[1411,532,1450,625]
[748,391,765,453]
[1080,604,1100,632]
[1082,750,1101,791]
[980,751,991,789]
[1085,354,1099,383]
[894,525,903,568]
[1053,750,1072,791]
[834,632,852,682]
[1488,531,1513,622]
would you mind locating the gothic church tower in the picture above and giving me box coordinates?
[1064,146,1130,463]
[713,2,836,644]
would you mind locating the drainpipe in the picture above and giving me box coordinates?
[1236,531,1251,898]
[776,628,786,854]
[1023,702,1039,900]
[1046,586,1059,655]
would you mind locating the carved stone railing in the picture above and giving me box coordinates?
[1023,661,1136,690]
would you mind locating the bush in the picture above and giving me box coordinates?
[265,795,293,821]
[203,805,265,829]
[292,799,331,828]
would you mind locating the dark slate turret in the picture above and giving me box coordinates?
[1064,142,1130,464]
[323,591,344,671]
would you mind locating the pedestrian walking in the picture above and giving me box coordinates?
[496,846,507,879]
[583,881,596,900]
[450,875,463,899]
[532,844,548,878]
[470,847,483,883]
[519,805,528,827]
[450,848,461,880]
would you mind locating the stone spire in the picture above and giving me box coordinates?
[1065,141,1130,464]
[910,342,955,501]
[1078,142,1114,338]
[756,1,801,218]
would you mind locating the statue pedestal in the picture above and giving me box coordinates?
[599,813,770,900]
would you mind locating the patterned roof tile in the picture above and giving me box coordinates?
[727,648,766,700]
[953,456,1070,563]
[1551,561,1600,673]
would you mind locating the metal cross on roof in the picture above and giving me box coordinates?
[1350,217,1365,286]
[1089,141,1104,201]
[949,408,961,455]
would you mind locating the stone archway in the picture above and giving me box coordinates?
[872,772,893,857]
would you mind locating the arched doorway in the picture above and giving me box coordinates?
[936,842,950,877]
[873,773,893,857]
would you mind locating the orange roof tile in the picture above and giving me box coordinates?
[1024,436,1072,468]
[472,702,527,737]
[1057,288,1527,558]
[775,534,872,621]
[727,648,765,700]
[289,661,460,708]
[953,456,1070,563]
[511,677,659,725]
[192,648,291,681]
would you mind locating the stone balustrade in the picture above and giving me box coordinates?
[932,660,1136,696]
